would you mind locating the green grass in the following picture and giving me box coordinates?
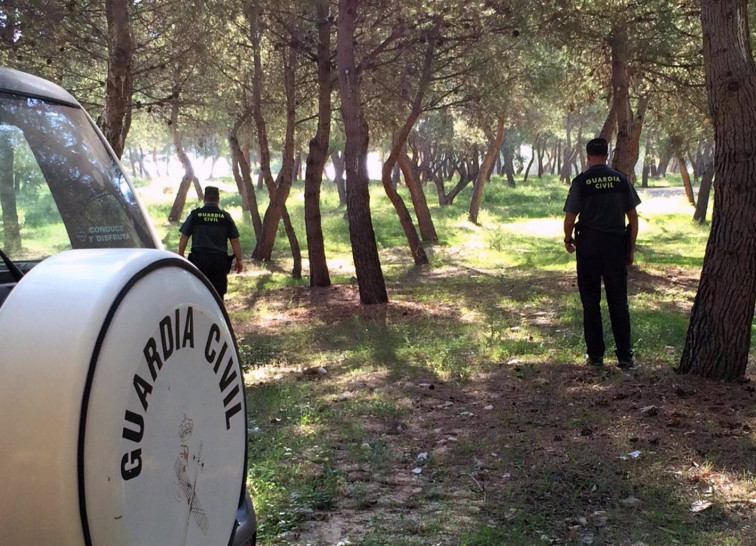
[130,173,756,545]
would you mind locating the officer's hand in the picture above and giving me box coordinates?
[235,259,244,274]
[626,250,634,266]
[564,237,575,253]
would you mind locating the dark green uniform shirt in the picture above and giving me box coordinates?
[179,204,239,255]
[563,164,641,234]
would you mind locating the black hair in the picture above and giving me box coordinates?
[586,138,609,157]
[204,186,220,201]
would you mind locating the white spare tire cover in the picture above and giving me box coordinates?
[0,249,247,545]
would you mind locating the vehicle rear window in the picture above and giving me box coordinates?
[0,92,156,271]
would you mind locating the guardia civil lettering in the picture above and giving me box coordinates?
[585,175,620,189]
[120,306,243,481]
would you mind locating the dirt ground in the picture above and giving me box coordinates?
[233,273,756,545]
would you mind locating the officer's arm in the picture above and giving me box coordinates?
[626,208,638,265]
[563,212,577,253]
[178,234,190,257]
[230,238,243,273]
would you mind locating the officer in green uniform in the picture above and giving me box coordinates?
[563,138,640,369]
[178,186,243,299]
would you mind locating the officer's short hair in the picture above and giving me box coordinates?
[204,186,220,202]
[586,138,609,157]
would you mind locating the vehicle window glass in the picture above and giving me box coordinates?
[0,124,69,262]
[0,92,156,270]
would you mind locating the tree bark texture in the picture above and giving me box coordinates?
[283,207,302,279]
[136,146,151,179]
[469,117,505,224]
[304,0,333,287]
[609,27,648,181]
[246,4,300,271]
[229,130,263,239]
[678,0,756,380]
[254,37,299,264]
[0,134,20,253]
[168,99,201,223]
[656,154,671,178]
[331,150,347,204]
[536,139,545,177]
[502,145,517,187]
[693,161,714,224]
[247,3,276,202]
[560,116,574,184]
[599,99,616,142]
[677,155,696,206]
[641,132,651,188]
[379,37,436,265]
[101,0,133,159]
[337,0,388,304]
[398,152,438,243]
[523,135,538,184]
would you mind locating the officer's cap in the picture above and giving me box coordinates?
[586,138,609,157]
[204,186,220,201]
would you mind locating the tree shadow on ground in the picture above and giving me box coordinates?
[235,267,756,545]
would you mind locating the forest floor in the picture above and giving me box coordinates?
[231,263,756,546]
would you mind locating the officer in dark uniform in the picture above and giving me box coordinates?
[178,186,243,299]
[563,138,641,369]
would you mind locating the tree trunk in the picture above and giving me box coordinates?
[536,138,545,178]
[502,146,516,187]
[128,148,138,177]
[687,152,699,181]
[641,132,651,188]
[100,0,133,159]
[523,135,537,184]
[599,99,616,142]
[469,117,505,224]
[247,3,276,198]
[379,37,435,265]
[208,155,217,180]
[554,140,561,175]
[677,155,696,206]
[246,3,300,273]
[678,0,756,380]
[656,154,671,178]
[398,152,438,243]
[693,160,714,224]
[304,0,332,287]
[609,26,648,180]
[575,119,585,172]
[292,152,302,182]
[560,116,573,183]
[391,162,401,189]
[283,207,302,279]
[137,146,151,179]
[544,142,554,174]
[168,100,200,223]
[152,147,161,177]
[229,129,263,239]
[337,0,388,304]
[247,2,277,259]
[381,163,428,264]
[253,32,300,271]
[0,133,20,253]
[331,150,347,204]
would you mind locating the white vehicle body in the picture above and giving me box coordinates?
[0,67,255,545]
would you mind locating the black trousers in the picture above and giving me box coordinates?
[575,228,633,361]
[188,251,230,297]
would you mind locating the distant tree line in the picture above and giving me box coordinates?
[2,0,756,381]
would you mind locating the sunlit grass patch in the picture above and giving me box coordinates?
[132,174,756,545]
